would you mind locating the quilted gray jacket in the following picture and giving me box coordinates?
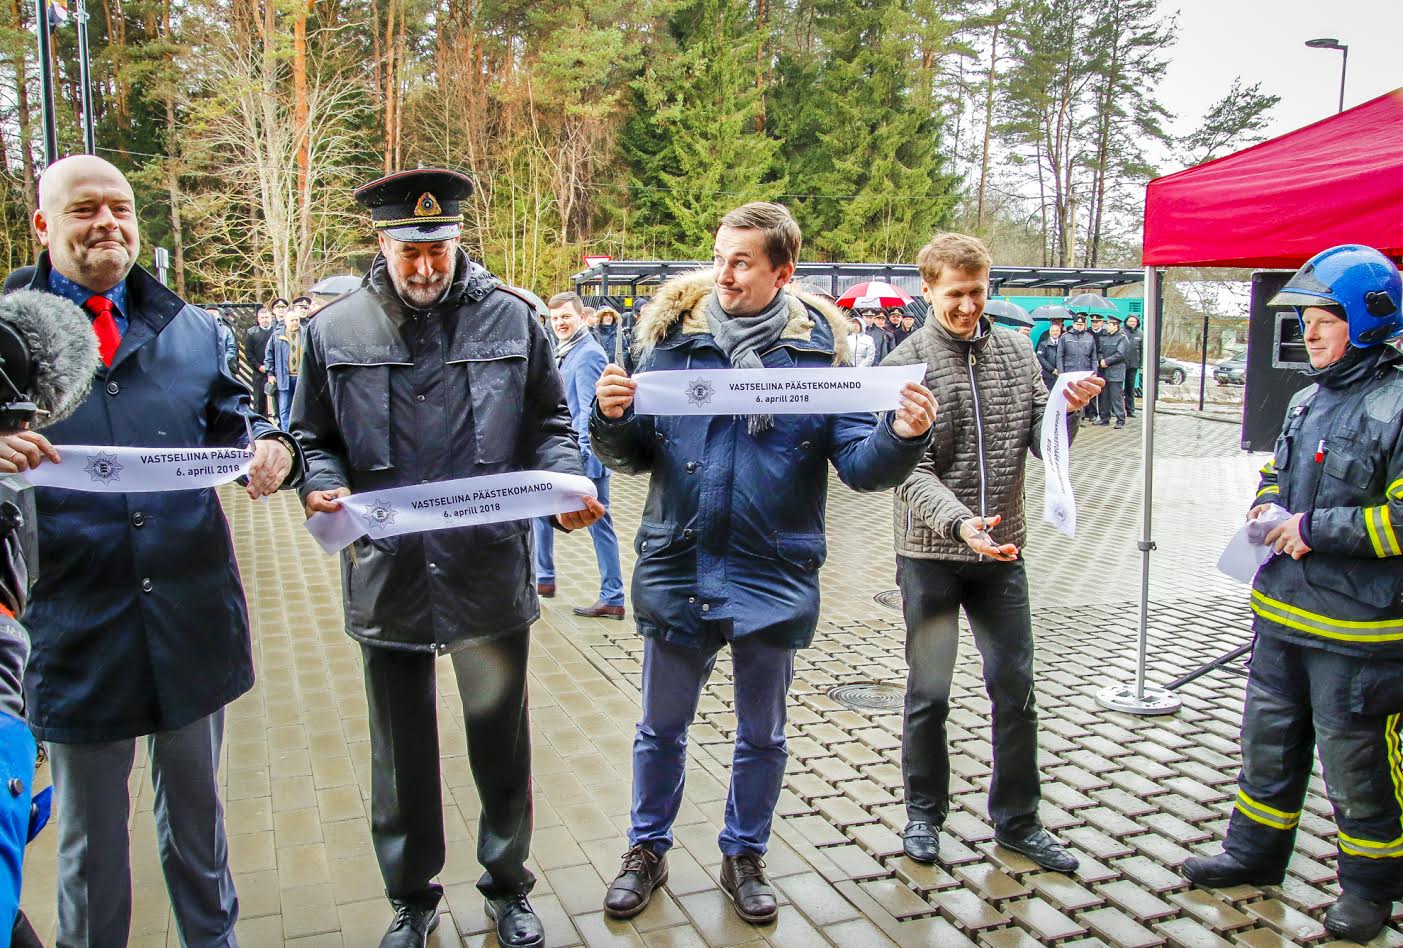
[883,315,1075,561]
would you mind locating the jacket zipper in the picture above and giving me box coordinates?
[969,349,988,555]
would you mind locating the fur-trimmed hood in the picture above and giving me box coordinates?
[632,270,850,366]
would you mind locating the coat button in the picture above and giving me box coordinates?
[416,394,426,402]
[141,578,153,593]
[806,558,816,570]
[106,381,119,396]
[682,529,694,540]
[655,432,664,442]
[686,461,698,473]
[131,511,144,527]
[701,603,710,613]
[801,441,811,450]
[7,778,21,796]
[688,596,696,604]
[428,562,438,571]
[640,541,649,552]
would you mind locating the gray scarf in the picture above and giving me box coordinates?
[554,325,590,367]
[705,288,791,434]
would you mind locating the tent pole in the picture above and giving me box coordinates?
[1096,266,1181,716]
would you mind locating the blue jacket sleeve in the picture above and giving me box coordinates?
[827,410,932,492]
[573,346,608,463]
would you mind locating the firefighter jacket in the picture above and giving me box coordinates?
[1251,345,1403,658]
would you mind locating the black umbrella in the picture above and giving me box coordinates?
[1063,293,1119,316]
[309,274,362,296]
[1030,304,1073,323]
[984,299,1033,328]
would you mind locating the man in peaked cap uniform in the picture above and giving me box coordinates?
[292,169,603,948]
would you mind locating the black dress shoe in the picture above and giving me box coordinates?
[902,821,939,864]
[604,845,668,918]
[379,901,440,948]
[485,894,544,948]
[995,829,1079,873]
[719,854,777,923]
[1181,850,1284,888]
[573,601,626,620]
[536,582,556,598]
[1324,893,1393,944]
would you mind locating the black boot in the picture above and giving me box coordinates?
[902,821,939,864]
[485,894,545,948]
[378,901,440,948]
[1324,893,1392,944]
[719,854,777,923]
[1181,850,1284,888]
[604,845,669,918]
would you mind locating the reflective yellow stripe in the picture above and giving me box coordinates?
[1366,506,1388,557]
[1388,477,1403,501]
[1389,714,1403,817]
[1255,485,1280,500]
[1261,458,1277,476]
[1235,789,1300,831]
[1339,832,1403,858]
[1250,590,1403,643]
[1379,506,1401,557]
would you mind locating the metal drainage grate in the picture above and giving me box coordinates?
[828,682,906,712]
[873,589,903,612]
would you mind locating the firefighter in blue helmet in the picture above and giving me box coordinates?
[1182,245,1403,943]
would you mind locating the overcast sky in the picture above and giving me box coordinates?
[1157,0,1402,172]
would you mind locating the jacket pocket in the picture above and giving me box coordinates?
[327,364,392,471]
[774,532,827,574]
[452,341,529,465]
[636,520,678,557]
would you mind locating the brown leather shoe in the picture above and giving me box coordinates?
[536,583,555,598]
[603,845,667,918]
[719,854,777,923]
[573,602,625,620]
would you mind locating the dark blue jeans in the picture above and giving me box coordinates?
[1224,631,1403,901]
[532,473,624,606]
[629,631,795,857]
[897,555,1042,836]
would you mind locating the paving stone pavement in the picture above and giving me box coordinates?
[18,412,1403,947]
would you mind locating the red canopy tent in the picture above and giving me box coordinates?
[1143,88,1403,268]
[1100,89,1403,717]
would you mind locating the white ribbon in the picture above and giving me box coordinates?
[1040,371,1094,537]
[631,363,927,416]
[304,470,599,555]
[22,445,254,492]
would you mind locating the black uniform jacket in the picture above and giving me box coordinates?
[294,251,582,652]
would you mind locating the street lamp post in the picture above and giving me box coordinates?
[1305,37,1348,113]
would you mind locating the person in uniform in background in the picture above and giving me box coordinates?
[1122,312,1142,417]
[294,168,603,948]
[1182,245,1403,944]
[1036,321,1062,391]
[1095,314,1130,428]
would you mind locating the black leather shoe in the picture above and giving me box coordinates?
[604,845,668,919]
[1324,894,1392,943]
[485,894,544,948]
[379,901,439,948]
[995,829,1079,873]
[902,821,939,864]
[1181,851,1284,888]
[719,854,777,923]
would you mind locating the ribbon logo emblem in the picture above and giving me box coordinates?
[685,378,715,407]
[84,451,123,484]
[361,499,399,532]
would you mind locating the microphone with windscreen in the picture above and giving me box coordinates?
[0,290,100,435]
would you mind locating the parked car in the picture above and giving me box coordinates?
[1159,357,1187,386]
[1214,348,1247,386]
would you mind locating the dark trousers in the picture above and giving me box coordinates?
[1224,632,1403,902]
[1098,379,1126,424]
[896,555,1042,835]
[1123,370,1137,417]
[361,630,535,906]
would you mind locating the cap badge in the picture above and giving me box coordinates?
[415,192,442,217]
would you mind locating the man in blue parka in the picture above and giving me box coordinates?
[1182,245,1403,944]
[590,202,937,925]
[0,155,301,948]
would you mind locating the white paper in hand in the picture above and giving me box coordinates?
[1217,503,1293,584]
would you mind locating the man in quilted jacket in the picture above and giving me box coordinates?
[883,232,1102,874]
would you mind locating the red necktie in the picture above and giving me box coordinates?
[84,295,120,367]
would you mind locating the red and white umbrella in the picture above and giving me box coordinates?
[834,281,914,310]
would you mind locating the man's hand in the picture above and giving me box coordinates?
[557,496,606,531]
[1247,503,1275,521]
[958,513,1019,561]
[0,431,60,474]
[892,382,938,439]
[596,364,637,420]
[1265,512,1311,560]
[1063,377,1104,413]
[246,438,294,498]
[304,487,350,519]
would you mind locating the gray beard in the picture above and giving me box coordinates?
[390,257,456,309]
